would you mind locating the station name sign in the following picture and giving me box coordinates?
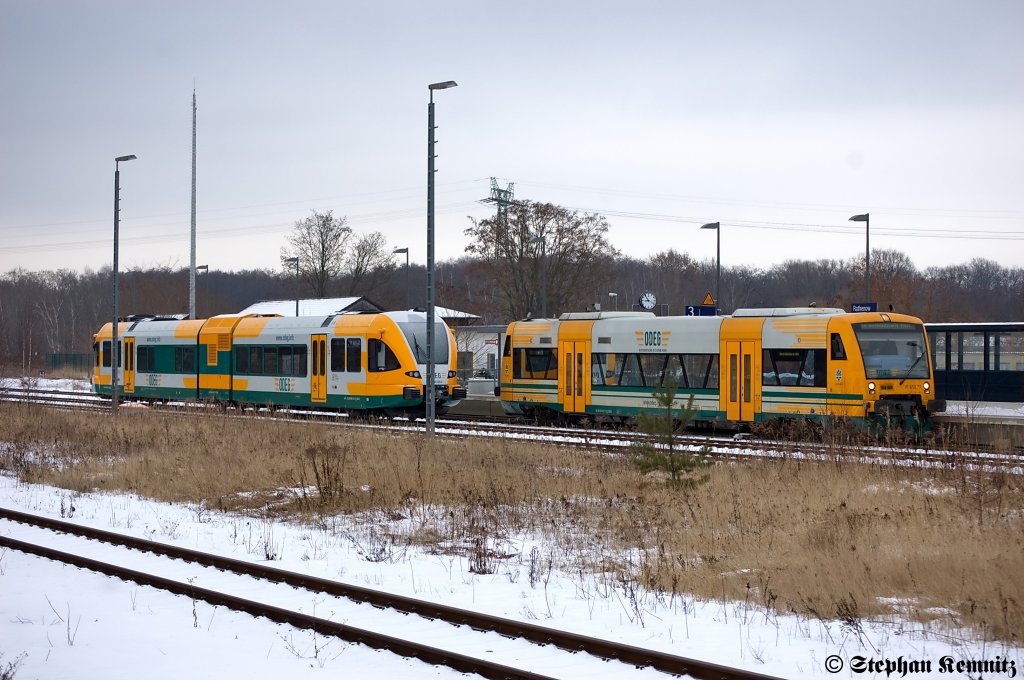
[851,302,878,313]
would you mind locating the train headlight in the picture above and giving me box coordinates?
[447,370,458,379]
[923,381,930,394]
[867,381,876,394]
[405,370,421,379]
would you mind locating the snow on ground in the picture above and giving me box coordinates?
[2,476,1022,680]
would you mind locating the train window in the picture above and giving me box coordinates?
[682,354,716,389]
[330,338,346,372]
[137,346,155,372]
[263,347,279,375]
[616,354,644,387]
[591,353,607,385]
[102,341,112,368]
[513,348,557,380]
[762,349,826,387]
[639,354,667,386]
[706,355,719,389]
[279,347,293,376]
[663,355,686,388]
[293,346,308,377]
[346,338,361,373]
[991,332,1024,371]
[368,339,401,372]
[175,346,196,373]
[830,333,846,360]
[235,346,249,374]
[247,347,262,375]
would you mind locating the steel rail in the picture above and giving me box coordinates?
[0,506,782,680]
[0,533,555,680]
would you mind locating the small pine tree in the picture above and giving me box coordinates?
[632,377,711,489]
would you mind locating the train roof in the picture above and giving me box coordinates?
[732,307,846,317]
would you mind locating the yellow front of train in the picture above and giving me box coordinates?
[826,312,944,430]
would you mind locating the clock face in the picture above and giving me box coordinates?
[640,291,657,310]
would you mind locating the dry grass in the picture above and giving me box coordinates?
[1,401,1022,644]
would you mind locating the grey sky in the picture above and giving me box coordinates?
[1,0,1022,276]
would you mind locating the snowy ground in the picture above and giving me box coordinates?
[2,476,1022,680]
[1,379,1022,679]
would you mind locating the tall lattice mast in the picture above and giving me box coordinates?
[482,177,514,259]
[188,89,198,319]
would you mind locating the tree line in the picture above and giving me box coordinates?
[2,202,1021,371]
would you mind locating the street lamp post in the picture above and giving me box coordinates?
[700,222,720,310]
[849,213,870,300]
[426,80,457,436]
[284,257,299,316]
[111,154,137,416]
[609,292,618,311]
[392,247,409,309]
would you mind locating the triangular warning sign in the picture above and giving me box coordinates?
[702,292,715,305]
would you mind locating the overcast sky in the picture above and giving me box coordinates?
[2,0,1022,277]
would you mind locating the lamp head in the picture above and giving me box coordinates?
[428,81,458,90]
[849,213,869,222]
[115,154,137,163]
[700,222,720,230]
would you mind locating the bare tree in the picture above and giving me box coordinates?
[465,201,618,319]
[341,231,396,296]
[281,210,352,297]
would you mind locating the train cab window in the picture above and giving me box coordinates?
[346,338,362,373]
[503,335,512,358]
[368,339,401,372]
[102,341,112,368]
[830,333,846,361]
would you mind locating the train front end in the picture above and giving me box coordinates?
[843,314,944,430]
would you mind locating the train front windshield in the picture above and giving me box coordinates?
[853,322,930,380]
[397,321,450,365]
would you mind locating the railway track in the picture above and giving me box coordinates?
[0,506,780,680]
[2,387,1022,473]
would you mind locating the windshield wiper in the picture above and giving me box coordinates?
[898,341,925,385]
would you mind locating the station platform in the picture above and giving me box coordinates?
[934,402,1024,451]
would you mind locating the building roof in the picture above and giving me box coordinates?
[238,297,384,317]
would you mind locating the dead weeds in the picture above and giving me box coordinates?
[1,401,1022,643]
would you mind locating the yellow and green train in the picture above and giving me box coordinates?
[500,307,943,430]
[92,311,465,417]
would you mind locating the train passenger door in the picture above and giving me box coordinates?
[123,337,136,394]
[560,341,591,414]
[724,341,757,422]
[311,334,327,403]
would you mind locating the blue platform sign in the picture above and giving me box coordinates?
[686,305,717,317]
[851,302,877,313]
